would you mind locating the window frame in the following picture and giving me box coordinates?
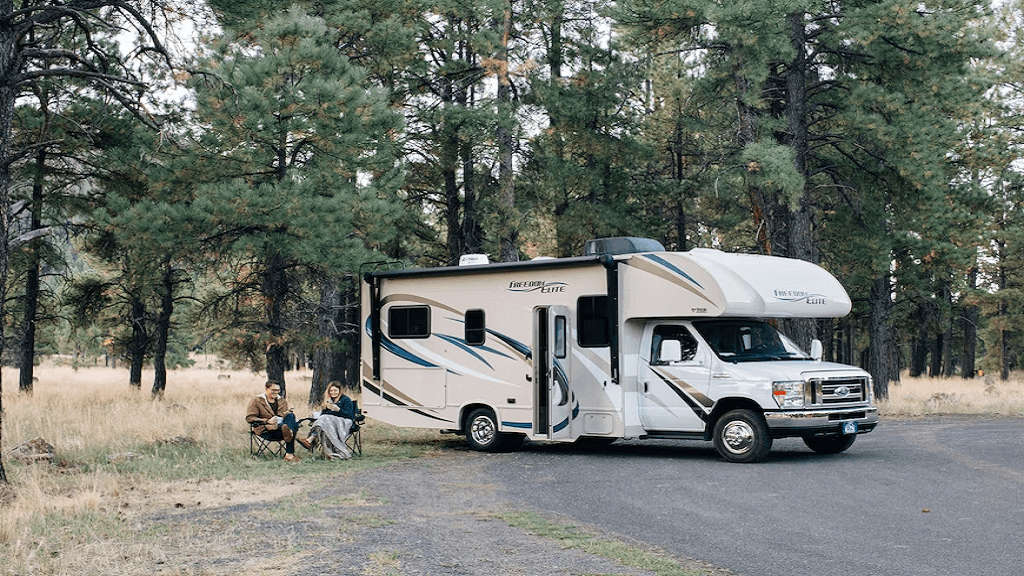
[465,309,486,346]
[387,305,431,339]
[554,315,567,359]
[577,295,611,348]
[650,324,699,366]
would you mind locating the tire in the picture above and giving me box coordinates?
[465,408,519,452]
[803,433,856,454]
[712,409,772,463]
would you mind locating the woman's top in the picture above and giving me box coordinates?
[322,394,356,420]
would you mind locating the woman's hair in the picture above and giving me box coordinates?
[323,381,343,403]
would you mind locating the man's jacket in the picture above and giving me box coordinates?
[246,394,291,435]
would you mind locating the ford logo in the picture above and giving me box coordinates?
[834,386,850,398]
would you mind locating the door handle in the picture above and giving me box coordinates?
[643,382,648,393]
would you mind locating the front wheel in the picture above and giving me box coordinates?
[803,433,856,454]
[712,409,772,463]
[465,408,520,452]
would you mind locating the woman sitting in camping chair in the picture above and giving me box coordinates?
[303,381,357,459]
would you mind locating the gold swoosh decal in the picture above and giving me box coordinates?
[651,366,714,408]
[625,258,718,308]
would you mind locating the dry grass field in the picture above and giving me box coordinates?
[0,363,446,575]
[877,373,1024,417]
[1,363,1021,574]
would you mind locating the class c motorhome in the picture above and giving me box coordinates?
[360,238,878,463]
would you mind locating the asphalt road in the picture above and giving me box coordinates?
[486,417,1024,576]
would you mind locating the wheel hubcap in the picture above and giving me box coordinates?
[471,416,496,445]
[722,420,755,454]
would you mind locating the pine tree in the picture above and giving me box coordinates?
[190,7,402,396]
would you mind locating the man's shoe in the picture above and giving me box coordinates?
[297,437,313,451]
[283,453,300,463]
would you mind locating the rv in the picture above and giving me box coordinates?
[359,238,878,463]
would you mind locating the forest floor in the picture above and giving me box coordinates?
[1,363,1020,574]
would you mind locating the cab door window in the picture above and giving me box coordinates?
[651,325,699,365]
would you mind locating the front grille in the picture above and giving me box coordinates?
[809,377,867,405]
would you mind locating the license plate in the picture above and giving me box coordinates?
[841,421,858,435]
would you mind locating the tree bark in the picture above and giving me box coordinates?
[128,296,147,388]
[868,274,891,399]
[310,277,340,405]
[782,11,817,350]
[940,283,954,377]
[18,147,46,394]
[910,304,929,377]
[441,69,461,263]
[151,263,174,399]
[0,0,17,484]
[961,264,978,378]
[496,1,518,262]
[264,250,288,395]
[929,333,943,377]
[340,275,358,388]
[998,239,1009,380]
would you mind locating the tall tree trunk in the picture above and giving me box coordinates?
[0,0,17,484]
[340,275,358,388]
[310,277,340,405]
[910,304,929,377]
[868,274,891,399]
[264,250,288,395]
[19,148,45,394]
[998,240,1009,380]
[961,264,978,378]
[929,333,942,377]
[151,263,174,399]
[782,11,817,350]
[441,73,461,263]
[457,67,480,254]
[496,1,517,262]
[940,283,954,376]
[128,296,147,388]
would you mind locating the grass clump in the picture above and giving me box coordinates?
[494,510,711,576]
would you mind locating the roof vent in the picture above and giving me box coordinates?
[458,254,490,266]
[583,237,666,256]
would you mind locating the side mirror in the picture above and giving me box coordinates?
[810,339,823,361]
[660,339,683,363]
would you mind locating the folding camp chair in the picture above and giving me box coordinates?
[249,418,314,459]
[310,402,365,459]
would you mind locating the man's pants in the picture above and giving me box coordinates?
[261,413,299,454]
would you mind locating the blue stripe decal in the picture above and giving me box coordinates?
[487,328,532,359]
[436,333,493,369]
[502,421,533,429]
[572,402,580,419]
[552,417,570,433]
[644,253,704,289]
[443,317,519,360]
[366,317,439,369]
[553,359,568,383]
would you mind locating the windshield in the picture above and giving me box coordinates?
[691,319,810,362]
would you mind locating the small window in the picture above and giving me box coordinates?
[577,295,610,348]
[554,316,567,358]
[651,325,698,365]
[388,306,430,338]
[465,309,486,346]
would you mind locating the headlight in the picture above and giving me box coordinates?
[772,380,805,408]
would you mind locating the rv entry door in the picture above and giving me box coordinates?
[534,305,574,441]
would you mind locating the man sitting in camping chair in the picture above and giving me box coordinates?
[246,380,312,462]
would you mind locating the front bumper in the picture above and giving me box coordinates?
[764,406,878,438]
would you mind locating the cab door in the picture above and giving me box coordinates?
[534,306,576,441]
[638,323,712,432]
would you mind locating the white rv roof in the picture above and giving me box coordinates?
[619,248,851,318]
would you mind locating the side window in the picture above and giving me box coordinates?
[554,316,567,359]
[577,295,611,348]
[388,306,430,339]
[651,325,698,365]
[465,309,486,346]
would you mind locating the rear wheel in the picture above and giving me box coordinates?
[465,408,520,452]
[803,433,856,454]
[712,409,772,463]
